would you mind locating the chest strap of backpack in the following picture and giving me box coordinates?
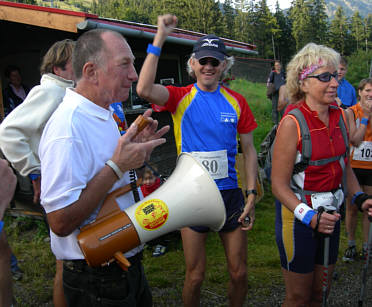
[288,107,349,204]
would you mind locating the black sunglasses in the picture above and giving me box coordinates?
[306,71,338,82]
[198,58,221,67]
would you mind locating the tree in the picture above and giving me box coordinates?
[328,6,350,56]
[273,1,294,65]
[233,0,253,43]
[350,11,365,52]
[249,0,279,59]
[365,14,372,52]
[222,0,236,39]
[308,0,328,44]
[290,0,313,51]
[347,49,372,88]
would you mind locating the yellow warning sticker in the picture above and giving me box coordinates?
[135,199,169,231]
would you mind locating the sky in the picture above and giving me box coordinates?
[266,0,292,11]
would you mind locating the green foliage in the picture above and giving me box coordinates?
[309,0,329,44]
[229,79,273,150]
[329,6,350,55]
[350,11,366,52]
[346,49,372,89]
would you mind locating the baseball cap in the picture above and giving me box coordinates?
[193,34,227,61]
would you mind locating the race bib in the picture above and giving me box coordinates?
[190,150,228,180]
[352,141,372,162]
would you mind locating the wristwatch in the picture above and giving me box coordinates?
[245,189,257,197]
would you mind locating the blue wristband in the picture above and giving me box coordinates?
[0,221,4,234]
[352,191,364,205]
[29,173,41,181]
[302,210,317,227]
[361,118,369,125]
[147,44,161,57]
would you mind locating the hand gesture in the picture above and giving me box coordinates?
[111,109,170,172]
[155,15,178,45]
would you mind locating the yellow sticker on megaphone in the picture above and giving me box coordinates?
[135,199,169,231]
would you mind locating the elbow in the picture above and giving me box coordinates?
[136,83,150,100]
[49,223,73,237]
[271,179,280,199]
[47,214,74,237]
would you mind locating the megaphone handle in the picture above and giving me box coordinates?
[114,251,131,271]
[96,179,142,221]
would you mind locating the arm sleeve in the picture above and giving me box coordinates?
[0,84,65,176]
[40,136,89,213]
[151,85,192,113]
[237,95,257,134]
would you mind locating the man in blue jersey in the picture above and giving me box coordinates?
[337,57,357,108]
[137,14,258,307]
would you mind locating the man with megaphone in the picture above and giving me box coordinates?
[39,29,170,306]
[137,14,258,307]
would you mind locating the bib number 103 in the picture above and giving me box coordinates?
[353,141,372,162]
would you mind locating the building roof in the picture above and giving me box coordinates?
[0,0,257,55]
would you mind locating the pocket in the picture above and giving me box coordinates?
[100,273,131,302]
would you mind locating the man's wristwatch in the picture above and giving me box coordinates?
[245,189,257,197]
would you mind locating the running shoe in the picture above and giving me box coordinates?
[152,244,167,257]
[342,245,357,262]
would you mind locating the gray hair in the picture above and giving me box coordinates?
[186,53,235,80]
[72,29,124,81]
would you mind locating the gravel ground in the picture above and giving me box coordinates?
[151,257,372,306]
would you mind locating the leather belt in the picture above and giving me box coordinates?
[63,252,143,272]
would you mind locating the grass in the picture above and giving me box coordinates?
[35,0,93,12]
[3,79,368,305]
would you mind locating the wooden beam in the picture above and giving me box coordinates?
[0,4,86,33]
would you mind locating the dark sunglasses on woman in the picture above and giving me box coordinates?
[306,71,338,82]
[198,57,221,67]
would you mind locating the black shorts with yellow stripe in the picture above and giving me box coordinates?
[275,200,340,274]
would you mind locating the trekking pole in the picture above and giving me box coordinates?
[318,206,335,307]
[358,215,372,307]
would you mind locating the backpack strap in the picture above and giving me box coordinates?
[337,108,349,195]
[288,108,312,174]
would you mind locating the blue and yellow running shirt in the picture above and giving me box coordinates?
[152,83,257,190]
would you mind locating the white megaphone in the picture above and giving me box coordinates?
[77,153,226,270]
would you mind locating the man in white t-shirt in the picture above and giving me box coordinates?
[39,29,169,306]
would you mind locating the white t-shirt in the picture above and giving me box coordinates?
[39,88,142,260]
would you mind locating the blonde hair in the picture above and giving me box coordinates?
[40,39,75,75]
[286,43,340,103]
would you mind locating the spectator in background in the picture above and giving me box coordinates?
[0,159,17,307]
[337,57,357,108]
[267,60,286,124]
[2,65,30,117]
[140,164,169,257]
[343,78,372,262]
[0,39,75,307]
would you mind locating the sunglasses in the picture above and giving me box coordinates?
[198,58,221,67]
[306,71,338,82]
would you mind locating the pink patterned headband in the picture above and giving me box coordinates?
[299,59,324,80]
